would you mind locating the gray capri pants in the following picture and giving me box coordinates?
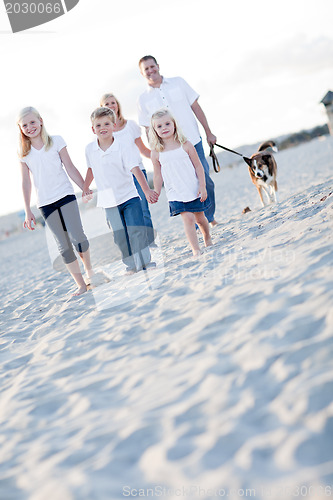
[39,194,89,264]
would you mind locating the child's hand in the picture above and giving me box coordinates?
[82,189,93,203]
[198,185,207,202]
[145,189,159,204]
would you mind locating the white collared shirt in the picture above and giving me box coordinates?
[137,77,201,145]
[85,137,139,208]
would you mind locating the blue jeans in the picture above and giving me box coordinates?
[133,169,155,244]
[194,139,216,222]
[105,197,151,272]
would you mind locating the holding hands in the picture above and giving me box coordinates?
[82,188,93,203]
[144,188,159,204]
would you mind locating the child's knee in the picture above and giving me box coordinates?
[74,239,89,254]
[181,211,195,223]
[60,247,77,264]
[194,212,206,224]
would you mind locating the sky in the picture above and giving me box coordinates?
[0,0,332,217]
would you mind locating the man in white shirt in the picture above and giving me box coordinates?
[137,55,218,227]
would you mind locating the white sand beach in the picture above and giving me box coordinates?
[0,136,333,500]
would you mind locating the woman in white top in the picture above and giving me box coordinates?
[100,93,155,244]
[149,108,212,257]
[18,107,93,296]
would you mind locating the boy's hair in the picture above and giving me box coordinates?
[17,106,52,158]
[138,55,158,67]
[148,108,187,153]
[90,107,116,124]
[100,93,125,127]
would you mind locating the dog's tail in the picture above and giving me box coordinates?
[258,140,278,153]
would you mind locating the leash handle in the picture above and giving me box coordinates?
[209,145,221,173]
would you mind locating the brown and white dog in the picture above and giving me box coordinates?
[244,140,278,207]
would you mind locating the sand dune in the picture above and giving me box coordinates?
[0,136,332,499]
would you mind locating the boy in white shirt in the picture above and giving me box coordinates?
[83,107,158,274]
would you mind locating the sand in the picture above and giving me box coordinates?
[0,135,333,500]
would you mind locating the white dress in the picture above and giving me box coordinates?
[158,145,199,202]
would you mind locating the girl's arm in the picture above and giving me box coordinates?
[20,162,36,230]
[183,141,207,202]
[151,151,163,196]
[59,147,85,190]
[131,167,158,204]
[82,168,94,202]
[134,137,151,158]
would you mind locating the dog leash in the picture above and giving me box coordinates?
[209,145,221,173]
[214,143,244,157]
[210,143,253,173]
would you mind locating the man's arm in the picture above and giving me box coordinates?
[191,99,217,146]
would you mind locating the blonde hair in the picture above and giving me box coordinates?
[17,106,52,157]
[90,107,116,124]
[100,93,125,127]
[148,108,187,152]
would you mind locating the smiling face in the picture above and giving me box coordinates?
[139,58,162,87]
[153,114,175,140]
[19,112,42,139]
[92,116,115,141]
[102,96,119,115]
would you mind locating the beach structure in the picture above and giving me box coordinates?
[320,90,333,135]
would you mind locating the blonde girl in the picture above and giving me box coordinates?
[149,108,212,257]
[18,107,93,296]
[100,93,155,244]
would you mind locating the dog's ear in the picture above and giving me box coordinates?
[243,157,252,167]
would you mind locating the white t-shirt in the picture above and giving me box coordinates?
[137,76,201,146]
[21,135,74,208]
[113,120,144,171]
[158,145,199,202]
[85,137,139,208]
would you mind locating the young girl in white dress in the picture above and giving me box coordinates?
[149,108,212,257]
[18,107,93,296]
[100,93,155,244]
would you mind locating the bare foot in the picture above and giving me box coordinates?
[210,220,219,228]
[204,237,213,247]
[86,269,95,280]
[85,272,110,288]
[72,285,88,297]
[124,269,136,276]
[192,249,203,258]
